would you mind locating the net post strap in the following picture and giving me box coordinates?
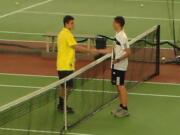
[156,25,161,75]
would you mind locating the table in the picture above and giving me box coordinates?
[42,32,97,52]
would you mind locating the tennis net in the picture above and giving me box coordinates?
[0,25,160,135]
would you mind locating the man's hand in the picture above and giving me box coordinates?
[112,59,120,64]
[113,48,131,64]
[74,45,90,53]
[90,48,99,55]
[95,47,112,54]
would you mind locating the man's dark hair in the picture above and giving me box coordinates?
[114,16,125,27]
[63,15,74,26]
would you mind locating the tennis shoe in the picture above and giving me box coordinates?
[111,106,123,115]
[113,109,129,118]
[58,105,74,114]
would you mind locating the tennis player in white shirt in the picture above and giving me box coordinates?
[96,16,131,117]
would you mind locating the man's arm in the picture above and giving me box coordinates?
[96,47,113,54]
[67,34,92,53]
[73,44,90,53]
[73,44,99,55]
[73,44,112,54]
[113,48,131,64]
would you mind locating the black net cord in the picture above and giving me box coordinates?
[156,25,161,75]
[171,0,177,56]
[166,0,177,56]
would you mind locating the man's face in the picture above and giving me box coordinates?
[113,21,121,31]
[66,20,75,30]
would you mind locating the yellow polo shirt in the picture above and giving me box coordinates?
[57,28,77,71]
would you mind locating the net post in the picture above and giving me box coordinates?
[64,82,68,131]
[156,25,161,75]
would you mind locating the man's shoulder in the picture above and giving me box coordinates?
[116,31,127,40]
[58,29,73,39]
[115,31,128,45]
[58,29,64,37]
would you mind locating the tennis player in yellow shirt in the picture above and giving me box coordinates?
[57,15,95,113]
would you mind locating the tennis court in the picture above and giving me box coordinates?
[0,0,180,135]
[0,0,180,41]
[0,73,180,135]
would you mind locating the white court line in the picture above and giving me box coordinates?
[0,72,180,86]
[0,84,41,89]
[0,35,174,46]
[0,31,43,35]
[1,84,180,98]
[128,92,180,98]
[21,11,180,22]
[0,128,94,135]
[145,81,180,86]
[0,0,53,20]
[122,0,180,4]
[0,72,58,78]
[0,30,174,43]
[0,38,46,43]
[74,89,180,98]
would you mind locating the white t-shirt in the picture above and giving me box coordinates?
[111,30,129,71]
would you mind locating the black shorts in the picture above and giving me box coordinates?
[111,69,126,86]
[58,71,74,88]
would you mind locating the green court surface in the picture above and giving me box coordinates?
[0,0,180,42]
[0,73,180,135]
[0,74,57,106]
[71,83,180,135]
[0,1,180,134]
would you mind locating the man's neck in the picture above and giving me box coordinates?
[116,28,122,33]
[64,27,71,31]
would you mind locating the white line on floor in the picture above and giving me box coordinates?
[128,92,180,98]
[121,0,180,4]
[144,81,180,86]
[0,84,41,89]
[0,72,180,86]
[0,38,46,43]
[21,11,180,22]
[0,72,58,78]
[0,84,180,98]
[0,31,174,44]
[67,133,94,135]
[74,89,180,98]
[0,127,94,135]
[0,31,43,35]
[0,0,53,20]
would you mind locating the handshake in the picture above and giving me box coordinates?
[89,47,112,55]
